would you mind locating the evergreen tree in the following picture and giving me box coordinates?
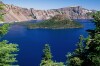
[92,11,100,32]
[74,35,84,55]
[66,11,100,66]
[40,44,64,66]
[40,44,53,66]
[42,44,52,61]
[0,2,19,66]
[0,40,19,66]
[66,36,84,66]
[86,11,100,66]
[0,24,9,38]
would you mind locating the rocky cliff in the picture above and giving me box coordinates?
[30,6,93,20]
[0,1,94,22]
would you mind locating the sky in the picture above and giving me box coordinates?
[1,0,100,10]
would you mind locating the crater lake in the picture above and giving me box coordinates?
[1,19,95,66]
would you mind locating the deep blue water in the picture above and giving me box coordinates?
[2,19,95,66]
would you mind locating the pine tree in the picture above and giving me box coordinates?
[0,24,9,38]
[42,44,52,61]
[40,44,64,66]
[86,11,100,66]
[66,36,84,66]
[0,2,19,66]
[40,44,53,66]
[66,11,100,66]
[0,40,19,66]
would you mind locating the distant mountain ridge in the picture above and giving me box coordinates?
[0,1,95,22]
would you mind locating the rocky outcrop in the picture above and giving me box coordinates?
[31,6,93,20]
[0,1,94,22]
[2,4,33,22]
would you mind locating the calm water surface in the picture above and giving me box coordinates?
[2,19,95,66]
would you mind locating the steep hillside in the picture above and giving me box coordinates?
[0,1,94,22]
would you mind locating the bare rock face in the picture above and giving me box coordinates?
[3,4,33,22]
[30,6,93,20]
[0,1,94,22]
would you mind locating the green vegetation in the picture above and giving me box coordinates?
[27,15,83,29]
[40,44,64,66]
[40,44,52,66]
[0,24,9,38]
[66,36,85,66]
[0,3,19,66]
[41,44,52,61]
[12,15,83,29]
[92,11,100,32]
[40,11,100,66]
[66,11,100,66]
[1,1,100,66]
[0,40,19,66]
[11,16,83,29]
[0,3,4,21]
